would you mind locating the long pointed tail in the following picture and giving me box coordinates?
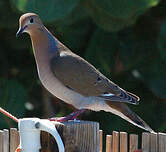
[105,101,154,132]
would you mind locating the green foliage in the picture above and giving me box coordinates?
[118,29,157,70]
[0,0,20,28]
[139,60,166,98]
[55,19,93,53]
[0,0,166,138]
[158,20,166,63]
[85,28,118,75]
[0,78,27,128]
[84,0,160,31]
[10,0,80,22]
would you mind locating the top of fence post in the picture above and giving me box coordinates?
[40,120,99,152]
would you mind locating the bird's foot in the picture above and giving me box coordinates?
[49,109,86,122]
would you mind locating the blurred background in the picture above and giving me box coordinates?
[0,0,166,148]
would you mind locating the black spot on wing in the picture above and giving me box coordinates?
[97,77,102,82]
[94,77,102,86]
[65,85,74,91]
[119,91,136,104]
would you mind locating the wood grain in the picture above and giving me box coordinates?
[106,135,112,152]
[142,132,150,152]
[3,129,9,152]
[158,132,166,152]
[112,131,119,152]
[0,130,3,152]
[120,132,127,152]
[150,132,157,152]
[40,120,99,152]
[10,128,20,152]
[129,134,138,152]
[99,130,103,152]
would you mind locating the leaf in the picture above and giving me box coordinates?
[84,0,160,32]
[0,47,8,76]
[56,1,90,26]
[85,28,118,76]
[138,60,166,99]
[0,78,27,128]
[118,29,157,71]
[10,0,80,23]
[44,2,93,54]
[3,28,31,50]
[0,0,20,28]
[158,20,166,63]
[55,19,93,53]
[117,29,166,98]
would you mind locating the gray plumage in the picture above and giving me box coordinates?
[50,45,139,105]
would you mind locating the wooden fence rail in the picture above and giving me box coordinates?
[0,121,166,152]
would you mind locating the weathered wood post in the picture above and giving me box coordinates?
[41,120,99,152]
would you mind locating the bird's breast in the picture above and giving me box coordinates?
[37,62,91,109]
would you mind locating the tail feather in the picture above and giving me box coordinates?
[126,91,140,102]
[99,90,140,105]
[105,101,154,132]
[119,90,140,105]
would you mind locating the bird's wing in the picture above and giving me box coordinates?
[50,50,139,105]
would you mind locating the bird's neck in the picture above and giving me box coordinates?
[30,27,59,69]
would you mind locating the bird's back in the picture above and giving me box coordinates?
[50,49,120,97]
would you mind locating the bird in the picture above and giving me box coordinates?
[16,13,153,132]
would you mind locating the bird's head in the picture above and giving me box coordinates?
[16,13,43,37]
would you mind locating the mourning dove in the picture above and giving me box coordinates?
[17,13,153,132]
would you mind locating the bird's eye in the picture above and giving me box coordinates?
[30,18,34,23]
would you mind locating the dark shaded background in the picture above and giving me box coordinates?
[0,0,166,147]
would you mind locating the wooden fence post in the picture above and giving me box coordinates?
[0,131,3,152]
[106,135,112,152]
[40,120,99,152]
[142,132,150,152]
[2,125,166,152]
[112,131,119,152]
[129,134,138,152]
[2,129,9,152]
[10,128,20,152]
[158,133,166,152]
[150,133,157,152]
[99,130,103,152]
[120,132,128,152]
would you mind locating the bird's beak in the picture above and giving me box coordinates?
[16,25,27,37]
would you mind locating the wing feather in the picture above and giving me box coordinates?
[50,49,139,105]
